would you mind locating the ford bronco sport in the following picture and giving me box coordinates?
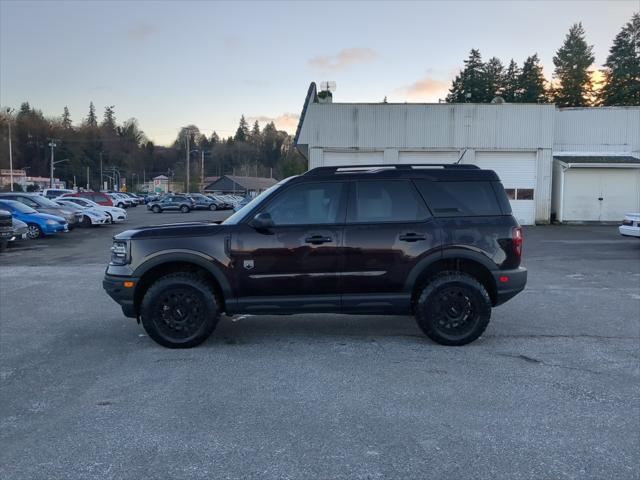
[103,164,527,348]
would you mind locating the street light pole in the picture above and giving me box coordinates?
[48,140,57,188]
[6,108,14,191]
[201,150,205,187]
[185,132,190,193]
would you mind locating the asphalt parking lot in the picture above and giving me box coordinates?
[1,208,639,480]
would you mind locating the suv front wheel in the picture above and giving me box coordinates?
[415,272,491,346]
[140,273,220,348]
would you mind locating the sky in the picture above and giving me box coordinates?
[1,0,638,146]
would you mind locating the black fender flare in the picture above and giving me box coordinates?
[404,247,497,292]
[133,250,233,300]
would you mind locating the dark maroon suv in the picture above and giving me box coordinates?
[104,164,527,348]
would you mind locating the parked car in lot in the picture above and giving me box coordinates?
[206,195,232,210]
[0,192,82,229]
[56,196,127,223]
[121,192,144,205]
[104,163,527,349]
[60,191,114,207]
[0,200,68,239]
[107,193,135,209]
[42,188,74,199]
[0,209,14,249]
[146,195,195,213]
[619,213,640,238]
[55,199,109,226]
[188,193,219,210]
[8,217,29,245]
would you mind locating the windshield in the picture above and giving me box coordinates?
[222,178,292,225]
[0,200,36,214]
[33,195,62,208]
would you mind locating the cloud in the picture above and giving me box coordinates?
[127,22,156,41]
[395,75,450,101]
[247,113,300,133]
[309,48,378,71]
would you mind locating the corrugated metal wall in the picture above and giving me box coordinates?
[554,107,640,154]
[298,103,556,150]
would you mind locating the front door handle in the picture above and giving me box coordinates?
[305,235,333,245]
[399,232,426,242]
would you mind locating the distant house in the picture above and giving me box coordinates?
[202,175,277,196]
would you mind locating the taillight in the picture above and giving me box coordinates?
[513,227,523,258]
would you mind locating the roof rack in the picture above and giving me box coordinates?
[304,164,480,176]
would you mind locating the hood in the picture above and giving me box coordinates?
[115,221,226,240]
[32,211,67,223]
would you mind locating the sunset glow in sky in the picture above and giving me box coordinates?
[1,0,637,145]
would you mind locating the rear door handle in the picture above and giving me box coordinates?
[399,232,426,242]
[305,235,333,245]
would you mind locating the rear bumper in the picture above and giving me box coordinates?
[619,225,640,237]
[103,273,139,318]
[493,267,527,306]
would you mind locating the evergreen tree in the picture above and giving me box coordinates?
[61,106,72,129]
[86,101,98,127]
[600,13,640,106]
[502,60,521,102]
[210,131,220,145]
[234,115,249,142]
[102,105,116,132]
[553,23,595,106]
[19,102,31,115]
[446,49,489,102]
[519,54,548,103]
[485,57,505,99]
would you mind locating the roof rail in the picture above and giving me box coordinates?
[304,163,480,176]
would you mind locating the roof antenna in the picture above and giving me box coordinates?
[455,148,468,165]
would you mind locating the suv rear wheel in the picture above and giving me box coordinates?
[152,205,161,213]
[140,273,220,348]
[415,272,491,346]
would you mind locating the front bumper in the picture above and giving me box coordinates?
[493,267,527,306]
[103,273,139,318]
[43,222,69,235]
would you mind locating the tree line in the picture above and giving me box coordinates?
[0,104,306,192]
[446,13,639,106]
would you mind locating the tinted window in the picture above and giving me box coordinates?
[262,182,344,226]
[348,181,428,223]
[415,180,502,217]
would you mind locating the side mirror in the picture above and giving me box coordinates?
[249,212,274,230]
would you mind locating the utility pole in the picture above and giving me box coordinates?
[99,151,103,191]
[48,140,57,188]
[6,108,14,191]
[86,166,90,190]
[185,131,190,193]
[201,150,205,188]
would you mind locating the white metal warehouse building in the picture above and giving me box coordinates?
[294,83,640,225]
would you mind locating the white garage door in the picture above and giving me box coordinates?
[398,151,460,164]
[322,151,384,166]
[474,152,537,225]
[563,168,640,222]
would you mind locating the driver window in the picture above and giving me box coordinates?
[263,182,344,226]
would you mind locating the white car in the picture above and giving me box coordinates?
[108,193,135,209]
[55,199,110,226]
[619,213,640,238]
[56,197,127,223]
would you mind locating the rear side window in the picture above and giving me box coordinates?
[347,180,429,223]
[415,180,503,217]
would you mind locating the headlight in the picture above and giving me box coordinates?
[46,219,58,225]
[110,240,130,265]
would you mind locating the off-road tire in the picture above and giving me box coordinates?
[140,273,220,348]
[415,271,491,346]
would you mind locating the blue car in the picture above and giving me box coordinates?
[0,200,68,239]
